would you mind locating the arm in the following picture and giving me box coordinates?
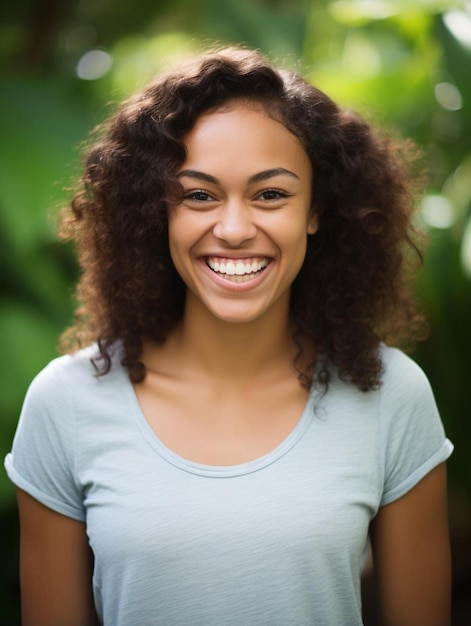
[17,489,98,626]
[370,462,452,626]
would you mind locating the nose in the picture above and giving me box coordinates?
[212,200,257,246]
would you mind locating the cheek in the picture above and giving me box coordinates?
[167,217,187,273]
[274,231,308,285]
[292,240,309,275]
[288,223,311,270]
[168,210,191,251]
[280,220,310,253]
[167,212,205,282]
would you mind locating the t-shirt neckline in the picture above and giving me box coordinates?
[118,363,316,478]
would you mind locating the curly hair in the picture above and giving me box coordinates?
[59,45,426,391]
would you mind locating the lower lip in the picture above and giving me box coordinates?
[200,259,272,291]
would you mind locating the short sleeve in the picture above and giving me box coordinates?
[378,348,453,506]
[4,358,86,521]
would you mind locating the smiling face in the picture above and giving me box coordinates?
[168,100,317,326]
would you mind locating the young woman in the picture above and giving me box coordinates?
[5,46,453,625]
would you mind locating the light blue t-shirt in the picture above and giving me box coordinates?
[5,344,452,625]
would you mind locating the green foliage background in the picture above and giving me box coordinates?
[1,0,470,621]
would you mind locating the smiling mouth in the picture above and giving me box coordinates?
[206,256,269,283]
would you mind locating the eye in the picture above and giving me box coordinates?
[256,189,290,202]
[183,190,215,203]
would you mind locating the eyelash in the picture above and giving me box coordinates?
[183,190,214,202]
[257,189,290,201]
[182,189,290,203]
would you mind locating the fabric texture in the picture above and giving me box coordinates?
[5,344,453,626]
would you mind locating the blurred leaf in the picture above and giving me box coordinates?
[105,32,202,98]
[329,0,463,25]
[199,0,308,58]
[0,76,93,250]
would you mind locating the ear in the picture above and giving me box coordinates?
[307,213,319,235]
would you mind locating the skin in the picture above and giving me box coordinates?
[17,101,451,625]
[168,100,318,327]
[17,489,97,626]
[141,101,317,464]
[370,463,451,626]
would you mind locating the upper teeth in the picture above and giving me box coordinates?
[207,258,269,275]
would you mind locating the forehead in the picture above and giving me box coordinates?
[181,101,311,178]
[191,98,284,136]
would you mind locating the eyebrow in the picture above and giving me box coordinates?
[176,167,300,185]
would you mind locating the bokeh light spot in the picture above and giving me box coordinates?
[76,50,113,80]
[443,10,471,50]
[421,194,455,229]
[435,82,463,111]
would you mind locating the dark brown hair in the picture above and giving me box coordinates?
[59,46,426,391]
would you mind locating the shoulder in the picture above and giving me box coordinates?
[376,345,440,432]
[319,346,431,411]
[25,348,94,404]
[35,345,97,380]
[381,344,429,381]
[25,343,124,409]
[379,345,435,407]
[32,343,123,386]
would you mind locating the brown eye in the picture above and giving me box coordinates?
[258,189,289,201]
[184,190,214,202]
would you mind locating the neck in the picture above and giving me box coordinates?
[146,295,299,387]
